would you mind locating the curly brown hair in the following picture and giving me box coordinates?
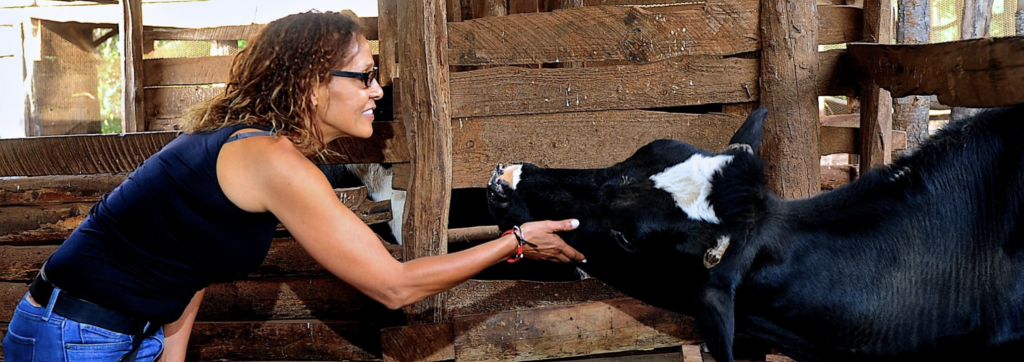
[179,10,364,157]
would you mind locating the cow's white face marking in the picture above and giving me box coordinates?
[650,153,734,223]
[501,164,524,190]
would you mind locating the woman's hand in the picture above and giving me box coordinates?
[517,219,586,263]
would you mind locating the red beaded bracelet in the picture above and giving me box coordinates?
[503,226,528,263]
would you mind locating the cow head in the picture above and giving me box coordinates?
[486,108,769,313]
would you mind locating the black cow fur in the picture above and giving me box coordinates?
[485,105,1024,362]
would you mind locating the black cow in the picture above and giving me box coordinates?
[485,106,1024,362]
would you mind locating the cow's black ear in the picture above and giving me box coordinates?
[727,106,767,155]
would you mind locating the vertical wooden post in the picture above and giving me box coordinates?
[120,0,145,133]
[951,0,994,122]
[473,0,509,18]
[859,0,893,169]
[894,0,930,155]
[399,0,454,324]
[509,0,540,14]
[758,0,821,198]
[1017,0,1024,35]
[378,0,399,86]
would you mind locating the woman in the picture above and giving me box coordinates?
[2,11,584,362]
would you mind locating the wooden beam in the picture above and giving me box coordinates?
[857,0,894,169]
[451,111,746,188]
[0,238,402,282]
[0,245,58,281]
[143,56,232,86]
[121,0,145,132]
[0,187,394,245]
[399,0,454,323]
[446,279,627,316]
[0,132,175,177]
[377,0,399,86]
[818,5,863,45]
[143,85,223,130]
[447,0,759,66]
[0,282,29,321]
[198,277,401,321]
[450,56,759,118]
[759,0,822,198]
[0,174,125,206]
[847,38,1024,108]
[382,322,455,362]
[0,123,410,177]
[186,320,383,361]
[452,298,701,362]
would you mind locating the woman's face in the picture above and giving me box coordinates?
[314,35,383,142]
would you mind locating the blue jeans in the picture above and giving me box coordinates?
[3,288,164,362]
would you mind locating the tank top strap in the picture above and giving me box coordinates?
[225,125,277,143]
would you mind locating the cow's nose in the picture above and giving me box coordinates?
[488,164,509,200]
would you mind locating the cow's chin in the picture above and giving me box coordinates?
[576,247,708,314]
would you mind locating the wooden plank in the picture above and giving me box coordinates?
[0,123,410,178]
[199,277,401,321]
[0,174,126,206]
[399,0,454,324]
[818,49,856,96]
[450,56,758,118]
[447,0,760,66]
[145,17,379,42]
[820,125,856,155]
[0,132,175,177]
[847,38,1024,107]
[392,163,411,191]
[0,187,394,245]
[319,122,412,165]
[1,282,29,322]
[446,279,628,316]
[858,0,894,169]
[382,323,455,362]
[451,111,745,188]
[0,203,91,244]
[143,85,223,125]
[121,0,145,132]
[682,344,704,362]
[818,5,863,45]
[448,225,501,244]
[0,245,56,281]
[509,0,540,14]
[187,320,382,361]
[821,164,857,191]
[452,298,701,362]
[0,239,402,286]
[143,56,232,86]
[377,0,399,86]
[759,0,821,198]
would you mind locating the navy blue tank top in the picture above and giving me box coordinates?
[45,124,279,323]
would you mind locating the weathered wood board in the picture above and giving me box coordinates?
[453,298,701,362]
[0,123,409,177]
[450,57,759,118]
[447,0,760,65]
[848,37,1024,108]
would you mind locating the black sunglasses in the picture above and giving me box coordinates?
[330,66,378,88]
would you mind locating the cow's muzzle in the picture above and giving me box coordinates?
[488,164,511,200]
